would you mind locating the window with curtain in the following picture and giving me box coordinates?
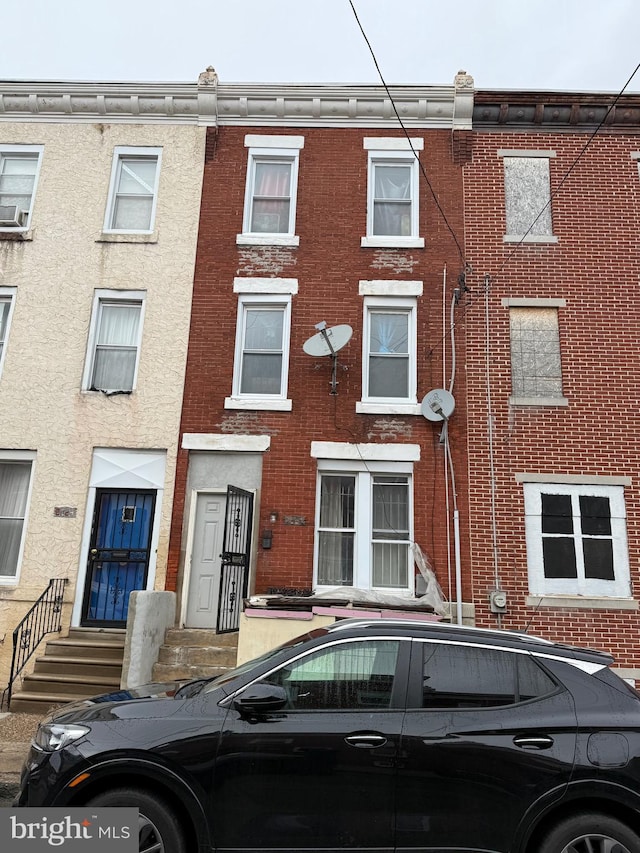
[317,471,411,590]
[0,147,42,227]
[524,482,631,598]
[249,160,292,234]
[366,309,410,400]
[0,460,32,578]
[105,148,161,233]
[240,306,285,394]
[87,298,143,392]
[0,296,11,364]
[372,163,412,236]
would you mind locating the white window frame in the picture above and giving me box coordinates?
[237,135,304,247]
[524,481,631,599]
[225,278,296,411]
[357,281,421,414]
[498,150,558,244]
[0,450,36,585]
[0,145,44,232]
[362,138,424,248]
[82,289,146,393]
[103,146,162,234]
[0,287,17,377]
[313,458,415,594]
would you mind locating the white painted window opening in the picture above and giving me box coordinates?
[0,288,16,376]
[238,136,304,245]
[499,151,556,242]
[0,146,44,230]
[0,451,35,582]
[83,290,145,393]
[104,147,161,233]
[362,296,417,405]
[524,482,631,598]
[362,138,424,248]
[314,459,414,593]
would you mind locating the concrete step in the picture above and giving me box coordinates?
[43,637,125,661]
[34,656,123,679]
[8,692,85,715]
[157,644,237,666]
[152,662,233,682]
[20,672,120,695]
[163,628,238,647]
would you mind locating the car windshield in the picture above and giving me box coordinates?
[202,627,328,693]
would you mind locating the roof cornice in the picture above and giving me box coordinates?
[474,89,640,132]
[0,68,475,130]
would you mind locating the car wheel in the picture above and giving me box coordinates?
[538,812,640,853]
[87,787,186,853]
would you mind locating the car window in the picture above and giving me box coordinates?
[265,640,401,710]
[418,642,557,709]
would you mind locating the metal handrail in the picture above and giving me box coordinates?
[1,577,68,710]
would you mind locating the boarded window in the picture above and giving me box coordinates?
[504,157,553,237]
[510,307,562,397]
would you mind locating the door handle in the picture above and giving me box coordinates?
[513,735,554,749]
[345,733,388,748]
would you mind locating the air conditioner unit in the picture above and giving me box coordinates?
[0,205,27,227]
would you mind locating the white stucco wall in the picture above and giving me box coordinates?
[0,117,205,679]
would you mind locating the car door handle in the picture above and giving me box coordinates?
[345,733,388,748]
[513,735,554,750]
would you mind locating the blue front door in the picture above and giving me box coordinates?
[81,489,156,627]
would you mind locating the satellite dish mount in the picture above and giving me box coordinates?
[303,321,353,395]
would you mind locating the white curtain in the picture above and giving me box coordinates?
[372,478,409,588]
[112,158,157,230]
[369,312,409,398]
[0,155,37,213]
[92,303,140,391]
[0,462,30,577]
[373,164,411,236]
[251,161,291,233]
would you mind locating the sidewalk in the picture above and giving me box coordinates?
[0,713,42,806]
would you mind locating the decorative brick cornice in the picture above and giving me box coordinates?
[474,89,640,132]
[0,68,474,129]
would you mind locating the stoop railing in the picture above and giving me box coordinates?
[1,577,68,710]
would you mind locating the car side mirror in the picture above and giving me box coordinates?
[233,682,288,714]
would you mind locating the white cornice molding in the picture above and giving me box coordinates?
[0,78,473,129]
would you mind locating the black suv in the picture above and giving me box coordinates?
[15,618,640,853]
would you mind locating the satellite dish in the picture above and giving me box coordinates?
[421,388,456,422]
[303,323,353,357]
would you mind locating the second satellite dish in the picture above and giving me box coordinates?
[303,323,353,357]
[421,388,456,422]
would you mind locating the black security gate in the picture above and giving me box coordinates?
[217,485,254,633]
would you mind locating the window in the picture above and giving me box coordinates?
[362,138,424,248]
[83,291,145,393]
[0,453,35,581]
[315,466,413,591]
[524,482,631,598]
[0,288,16,376]
[264,640,401,710]
[359,283,420,412]
[499,151,556,242]
[104,147,161,233]
[416,643,557,709]
[226,279,296,411]
[0,146,43,229]
[509,306,563,400]
[237,135,304,246]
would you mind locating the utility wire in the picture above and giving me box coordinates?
[347,0,467,267]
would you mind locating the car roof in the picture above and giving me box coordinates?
[325,617,614,665]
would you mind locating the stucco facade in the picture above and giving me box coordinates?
[0,78,209,688]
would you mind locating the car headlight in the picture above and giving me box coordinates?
[33,723,90,752]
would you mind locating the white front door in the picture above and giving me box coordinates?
[186,493,226,628]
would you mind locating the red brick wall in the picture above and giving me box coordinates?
[463,129,640,666]
[167,125,469,602]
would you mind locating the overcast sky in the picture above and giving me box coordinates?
[3,0,638,93]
